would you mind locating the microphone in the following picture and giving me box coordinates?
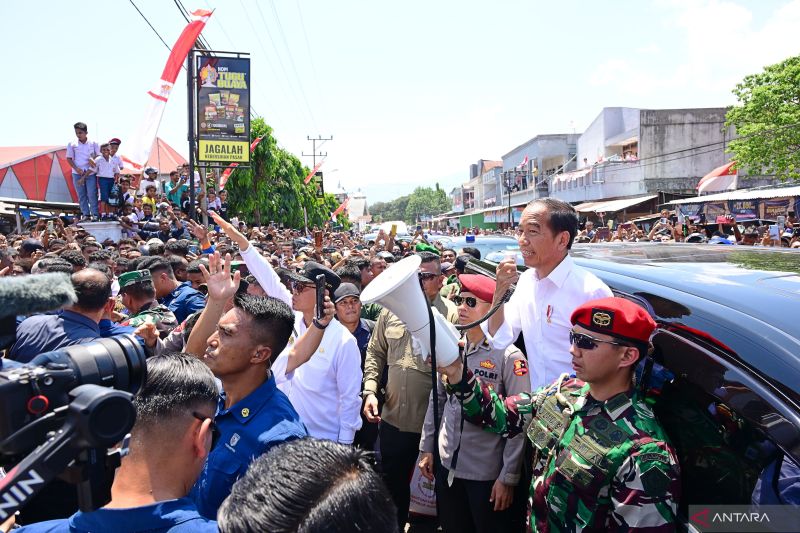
[0,273,77,319]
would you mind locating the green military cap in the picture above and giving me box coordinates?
[415,242,440,255]
[118,269,152,289]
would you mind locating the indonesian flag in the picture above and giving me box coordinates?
[697,161,737,194]
[219,136,264,190]
[517,155,529,169]
[303,160,325,185]
[331,197,349,221]
[122,9,213,170]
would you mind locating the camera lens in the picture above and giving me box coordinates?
[31,335,146,395]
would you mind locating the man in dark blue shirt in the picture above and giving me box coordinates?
[184,253,307,519]
[17,354,219,533]
[139,256,206,323]
[10,269,110,363]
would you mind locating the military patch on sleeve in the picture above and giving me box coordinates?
[640,465,671,497]
[513,359,528,376]
[591,308,614,329]
[638,452,670,465]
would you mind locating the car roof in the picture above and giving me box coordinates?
[571,243,800,400]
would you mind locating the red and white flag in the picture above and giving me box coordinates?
[697,161,737,194]
[331,197,349,221]
[517,155,529,169]
[122,9,213,170]
[219,136,264,190]
[303,159,325,185]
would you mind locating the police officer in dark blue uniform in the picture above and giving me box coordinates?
[184,252,307,519]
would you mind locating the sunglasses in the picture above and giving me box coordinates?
[569,330,629,351]
[192,411,221,450]
[290,280,315,293]
[453,295,479,308]
[418,272,438,281]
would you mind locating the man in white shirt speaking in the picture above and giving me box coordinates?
[484,198,612,390]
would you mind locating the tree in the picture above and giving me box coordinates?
[224,118,339,227]
[726,55,800,181]
[404,184,450,224]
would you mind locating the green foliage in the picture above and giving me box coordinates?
[224,117,346,227]
[370,195,410,224]
[726,55,800,181]
[404,184,451,224]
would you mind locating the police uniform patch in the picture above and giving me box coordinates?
[479,360,496,370]
[640,465,671,497]
[591,308,614,329]
[241,408,250,418]
[513,359,528,376]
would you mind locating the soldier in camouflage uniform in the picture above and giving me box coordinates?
[118,269,178,339]
[439,297,681,532]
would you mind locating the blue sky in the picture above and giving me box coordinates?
[2,0,799,203]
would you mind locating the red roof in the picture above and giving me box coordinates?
[121,138,188,175]
[0,146,64,168]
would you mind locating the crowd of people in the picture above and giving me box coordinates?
[3,117,799,533]
[0,193,703,533]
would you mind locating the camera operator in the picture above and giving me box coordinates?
[17,354,219,533]
[9,269,111,363]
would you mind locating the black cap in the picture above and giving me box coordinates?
[286,261,341,293]
[333,282,361,303]
[20,239,45,253]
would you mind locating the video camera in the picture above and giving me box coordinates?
[0,274,147,521]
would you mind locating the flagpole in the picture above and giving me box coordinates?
[187,49,197,221]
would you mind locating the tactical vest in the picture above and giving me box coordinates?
[526,375,656,530]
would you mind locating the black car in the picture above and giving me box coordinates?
[473,243,800,524]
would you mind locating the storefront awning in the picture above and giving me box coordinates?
[552,167,592,185]
[575,194,657,213]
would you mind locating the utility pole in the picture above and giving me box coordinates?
[301,135,332,232]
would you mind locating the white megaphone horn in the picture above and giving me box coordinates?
[360,255,461,366]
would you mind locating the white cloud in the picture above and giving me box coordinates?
[590,1,800,101]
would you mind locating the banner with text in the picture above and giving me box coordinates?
[728,200,759,221]
[196,56,250,163]
[760,197,793,219]
[704,202,727,219]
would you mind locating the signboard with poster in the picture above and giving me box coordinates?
[704,202,727,220]
[678,203,703,221]
[313,172,324,199]
[728,200,759,221]
[761,197,793,220]
[196,56,250,163]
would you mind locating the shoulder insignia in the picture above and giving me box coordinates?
[480,359,496,370]
[513,359,528,376]
[637,452,670,465]
[640,464,672,497]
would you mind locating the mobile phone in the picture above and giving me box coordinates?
[314,231,323,248]
[596,227,610,240]
[390,224,397,238]
[188,244,199,255]
[47,220,54,232]
[777,215,786,231]
[660,217,668,225]
[315,274,326,321]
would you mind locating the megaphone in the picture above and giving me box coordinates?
[360,255,461,366]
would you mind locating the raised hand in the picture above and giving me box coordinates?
[199,252,240,303]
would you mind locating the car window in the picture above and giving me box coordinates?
[647,329,798,516]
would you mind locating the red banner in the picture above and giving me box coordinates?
[303,160,324,185]
[218,136,264,190]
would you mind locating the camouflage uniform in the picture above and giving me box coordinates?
[120,301,178,339]
[448,371,681,532]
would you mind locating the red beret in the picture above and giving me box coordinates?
[108,138,122,145]
[570,297,656,346]
[458,274,495,303]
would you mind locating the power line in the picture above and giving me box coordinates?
[128,0,172,51]
[252,0,317,130]
[267,0,318,130]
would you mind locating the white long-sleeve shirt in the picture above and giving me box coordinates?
[271,317,363,443]
[240,244,292,306]
[481,254,612,390]
[240,244,362,443]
